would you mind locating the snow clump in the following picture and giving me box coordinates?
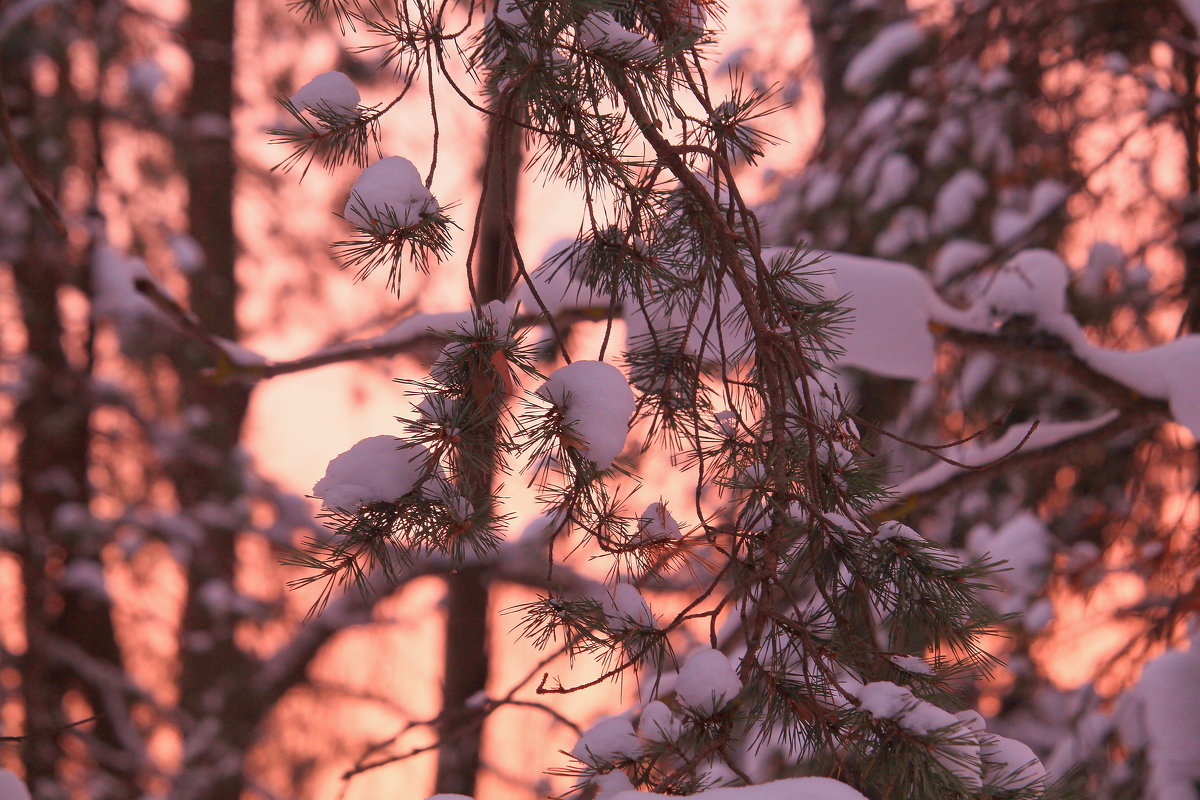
[823,252,938,380]
[933,239,990,285]
[635,502,683,542]
[932,169,988,234]
[856,681,982,789]
[536,360,635,470]
[875,520,923,543]
[981,732,1048,793]
[313,436,428,509]
[592,770,637,799]
[638,700,682,743]
[291,71,361,115]
[491,0,528,28]
[976,249,1070,325]
[888,654,933,675]
[965,512,1052,614]
[675,647,742,715]
[515,239,614,316]
[344,156,437,231]
[572,714,641,767]
[605,582,655,629]
[579,12,658,61]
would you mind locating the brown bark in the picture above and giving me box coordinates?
[433,107,522,796]
[4,29,137,798]
[169,0,256,796]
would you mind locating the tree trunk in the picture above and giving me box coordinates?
[4,29,137,798]
[170,0,256,796]
[433,106,522,796]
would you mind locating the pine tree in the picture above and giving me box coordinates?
[279,2,1057,798]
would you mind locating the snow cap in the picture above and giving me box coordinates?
[636,502,683,542]
[638,700,682,743]
[981,732,1047,793]
[535,360,635,470]
[579,12,658,61]
[313,435,428,509]
[605,582,655,630]
[291,71,361,115]
[843,21,926,95]
[572,715,641,767]
[344,157,437,231]
[979,249,1070,322]
[675,647,741,715]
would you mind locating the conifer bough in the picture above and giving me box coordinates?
[277,2,1045,799]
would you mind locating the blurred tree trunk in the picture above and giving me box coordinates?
[170,0,255,796]
[433,106,522,796]
[3,15,138,797]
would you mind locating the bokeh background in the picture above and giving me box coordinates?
[2,0,1199,798]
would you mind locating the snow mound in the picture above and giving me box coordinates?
[536,361,635,470]
[344,157,437,231]
[491,0,527,28]
[933,170,987,234]
[875,520,923,543]
[606,582,655,629]
[966,512,1051,604]
[889,654,933,675]
[593,770,636,799]
[933,239,990,285]
[291,71,360,115]
[313,436,428,509]
[675,647,741,714]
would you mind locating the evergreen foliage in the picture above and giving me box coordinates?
[278,2,1054,798]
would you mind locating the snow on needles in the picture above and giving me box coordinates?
[579,12,658,62]
[536,361,635,470]
[344,156,437,231]
[291,71,360,115]
[572,715,641,767]
[856,681,983,790]
[312,435,428,509]
[675,647,741,715]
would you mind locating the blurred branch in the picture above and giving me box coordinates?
[0,62,66,235]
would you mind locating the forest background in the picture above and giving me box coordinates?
[2,0,1199,799]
